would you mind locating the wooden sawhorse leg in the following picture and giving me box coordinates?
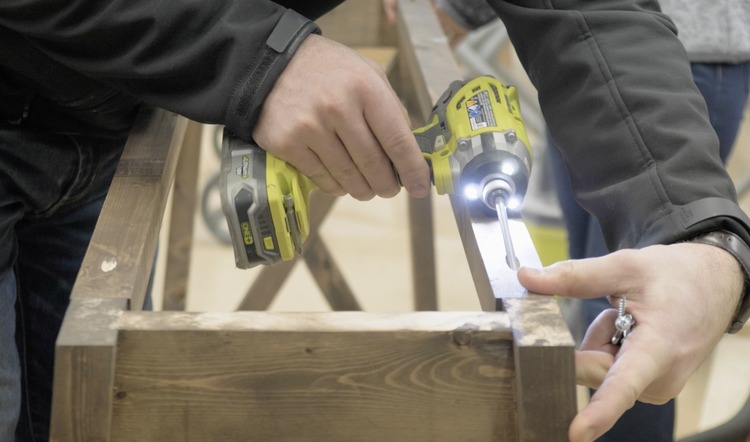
[237,191,362,311]
[162,120,203,311]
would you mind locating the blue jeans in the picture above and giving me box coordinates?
[0,123,126,441]
[547,61,750,441]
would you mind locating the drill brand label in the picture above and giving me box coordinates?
[241,221,254,245]
[234,189,259,261]
[466,91,496,131]
[235,155,250,179]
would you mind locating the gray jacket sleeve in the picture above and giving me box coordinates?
[0,1,343,140]
[487,0,750,249]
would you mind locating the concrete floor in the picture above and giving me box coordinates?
[151,104,750,439]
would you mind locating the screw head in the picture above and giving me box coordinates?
[615,314,634,331]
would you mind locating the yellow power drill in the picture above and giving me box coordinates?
[220,75,533,269]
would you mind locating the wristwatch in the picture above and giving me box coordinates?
[689,230,750,334]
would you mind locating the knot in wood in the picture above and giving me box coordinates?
[452,323,480,347]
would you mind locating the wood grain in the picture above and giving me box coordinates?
[51,298,126,442]
[393,0,458,314]
[316,0,396,47]
[395,1,577,439]
[162,120,202,311]
[111,311,517,442]
[71,108,187,309]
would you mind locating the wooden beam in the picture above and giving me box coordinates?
[395,1,577,439]
[236,191,362,311]
[505,295,578,441]
[409,194,437,310]
[110,311,518,441]
[316,0,396,47]
[71,108,187,309]
[50,298,126,442]
[302,191,361,310]
[394,0,460,122]
[394,0,460,312]
[450,198,578,441]
[162,120,202,311]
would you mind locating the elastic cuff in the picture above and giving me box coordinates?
[227,9,320,140]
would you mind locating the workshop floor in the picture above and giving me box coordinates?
[151,113,750,439]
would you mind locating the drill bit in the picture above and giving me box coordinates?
[482,178,521,270]
[495,197,520,270]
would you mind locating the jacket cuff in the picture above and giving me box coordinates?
[226,9,320,140]
[638,197,750,248]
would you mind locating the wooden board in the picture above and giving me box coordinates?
[51,298,127,442]
[71,108,187,309]
[162,120,202,310]
[316,0,396,47]
[394,1,577,439]
[110,312,518,442]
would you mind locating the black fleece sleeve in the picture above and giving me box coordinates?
[487,0,750,249]
[0,1,342,140]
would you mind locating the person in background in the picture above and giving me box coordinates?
[2,2,749,442]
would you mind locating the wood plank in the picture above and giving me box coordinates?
[316,0,395,47]
[162,120,202,311]
[395,1,577,439]
[50,298,126,442]
[505,296,577,441]
[302,191,361,310]
[235,191,357,311]
[409,193,438,310]
[236,259,297,310]
[71,108,187,309]
[394,0,460,123]
[393,0,460,313]
[304,235,362,310]
[110,311,517,442]
[454,191,577,440]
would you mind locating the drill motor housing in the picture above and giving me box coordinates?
[415,76,532,215]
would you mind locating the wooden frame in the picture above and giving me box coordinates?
[50,1,576,441]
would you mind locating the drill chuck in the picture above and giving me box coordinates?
[459,137,532,216]
[481,177,514,211]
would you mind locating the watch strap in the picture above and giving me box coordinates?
[689,230,750,334]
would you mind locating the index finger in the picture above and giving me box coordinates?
[517,251,641,300]
[570,344,661,442]
[362,89,430,198]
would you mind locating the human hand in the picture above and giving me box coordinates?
[383,0,397,25]
[253,34,430,200]
[517,242,744,442]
